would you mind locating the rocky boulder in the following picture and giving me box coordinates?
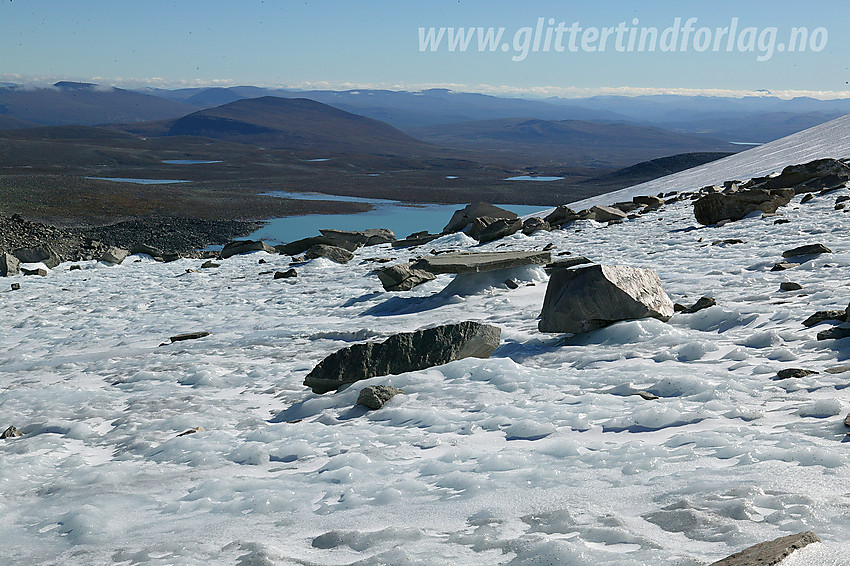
[544,205,580,227]
[782,243,832,258]
[412,250,551,274]
[220,240,276,259]
[470,217,523,243]
[633,195,665,207]
[539,264,674,334]
[694,188,794,225]
[709,531,819,566]
[590,205,628,222]
[357,385,405,410]
[522,217,550,235]
[304,244,354,264]
[377,263,435,291]
[443,203,517,234]
[320,228,396,247]
[12,244,60,268]
[99,246,129,265]
[276,236,358,256]
[762,158,850,192]
[0,252,20,276]
[304,321,501,393]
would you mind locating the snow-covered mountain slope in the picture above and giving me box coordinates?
[4,173,850,563]
[569,113,850,209]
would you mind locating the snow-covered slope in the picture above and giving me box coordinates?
[4,167,850,563]
[569,113,850,209]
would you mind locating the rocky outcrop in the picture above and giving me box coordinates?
[277,236,354,256]
[377,263,435,291]
[0,252,19,276]
[539,264,674,334]
[694,188,794,225]
[522,217,550,235]
[411,250,551,274]
[319,228,396,247]
[13,244,61,268]
[443,203,517,234]
[304,321,501,393]
[633,195,664,207]
[220,240,276,259]
[709,531,820,566]
[99,246,129,265]
[304,244,354,264]
[274,269,297,279]
[544,205,580,227]
[762,158,850,193]
[357,385,405,410]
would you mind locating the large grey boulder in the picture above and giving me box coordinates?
[99,246,129,265]
[0,252,20,276]
[304,244,354,264]
[763,158,850,192]
[471,217,523,243]
[783,243,832,258]
[12,244,60,268]
[304,321,501,393]
[539,264,674,334]
[220,239,276,259]
[320,228,396,247]
[412,250,551,274]
[590,205,628,222]
[694,188,794,225]
[377,263,435,291]
[709,531,820,566]
[443,203,517,234]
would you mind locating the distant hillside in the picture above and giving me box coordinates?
[580,151,735,191]
[408,118,738,167]
[0,115,36,130]
[0,82,197,126]
[120,96,441,156]
[660,111,843,143]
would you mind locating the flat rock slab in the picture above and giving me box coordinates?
[170,331,211,343]
[710,531,820,566]
[304,321,501,394]
[412,250,551,274]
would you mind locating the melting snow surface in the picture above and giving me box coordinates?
[5,126,850,563]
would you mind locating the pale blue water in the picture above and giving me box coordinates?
[505,176,564,181]
[86,177,191,184]
[162,160,223,164]
[247,191,547,243]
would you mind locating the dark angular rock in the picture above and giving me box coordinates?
[504,278,520,289]
[712,239,745,246]
[201,260,220,269]
[544,257,593,273]
[802,310,846,327]
[763,158,850,191]
[13,244,60,268]
[694,188,794,225]
[544,205,579,227]
[770,262,799,272]
[99,246,129,265]
[11,283,21,290]
[779,282,802,292]
[21,267,47,276]
[169,331,211,343]
[220,240,276,259]
[357,385,405,410]
[320,228,396,247]
[800,193,815,204]
[817,326,850,341]
[377,263,435,291]
[473,217,523,243]
[709,531,820,566]
[633,195,665,207]
[782,243,832,258]
[679,296,716,314]
[303,321,501,394]
[443,203,517,234]
[274,269,297,279]
[774,368,818,380]
[1,252,20,276]
[539,264,674,334]
[391,232,441,248]
[522,217,550,235]
[1,426,23,439]
[304,244,354,264]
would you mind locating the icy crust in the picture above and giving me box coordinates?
[2,192,850,564]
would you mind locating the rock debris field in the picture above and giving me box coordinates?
[4,164,850,564]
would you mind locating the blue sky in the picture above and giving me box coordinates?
[1,0,848,98]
